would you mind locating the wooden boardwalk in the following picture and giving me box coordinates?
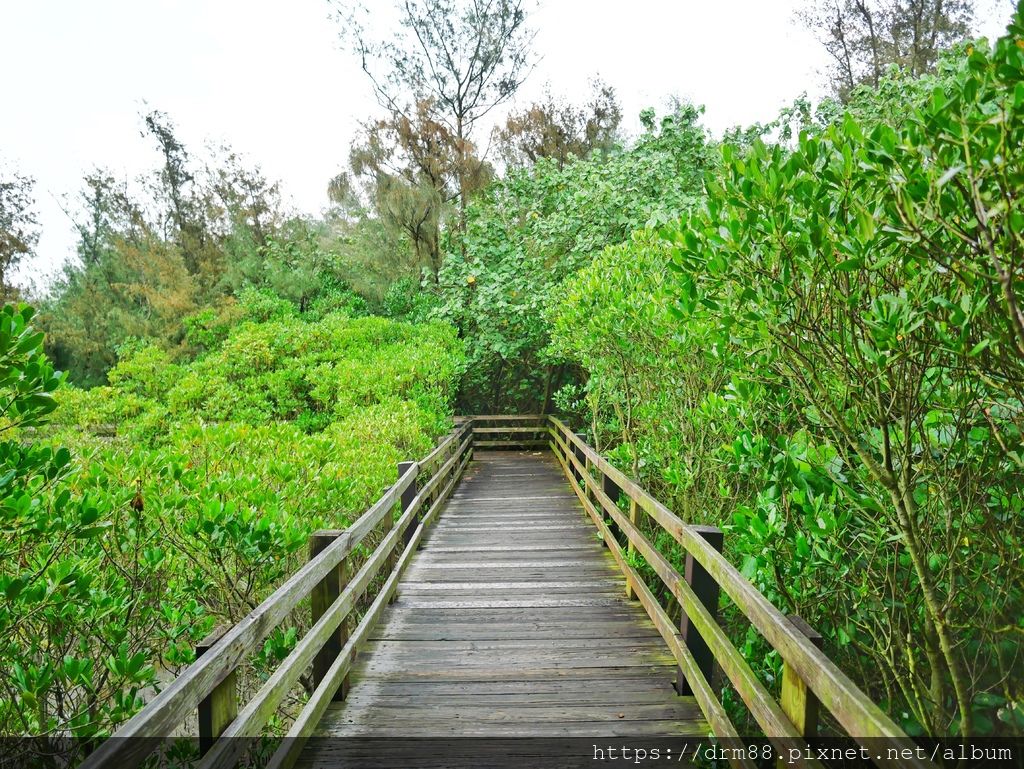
[298,450,706,761]
[88,419,930,769]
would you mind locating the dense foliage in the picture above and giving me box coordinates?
[1,305,463,742]
[438,105,715,413]
[549,17,1024,737]
[4,0,1020,748]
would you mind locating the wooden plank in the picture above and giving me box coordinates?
[337,702,701,724]
[372,607,652,623]
[360,638,671,653]
[472,426,550,434]
[391,597,642,609]
[318,719,707,738]
[466,414,546,421]
[398,580,618,590]
[338,676,679,696]
[369,627,662,642]
[347,665,680,683]
[423,544,600,553]
[471,439,550,447]
[341,690,681,707]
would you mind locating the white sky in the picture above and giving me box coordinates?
[1,0,1015,290]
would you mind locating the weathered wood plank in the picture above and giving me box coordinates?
[290,448,706,768]
[317,719,707,738]
[472,426,551,434]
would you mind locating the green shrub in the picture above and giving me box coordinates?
[549,18,1024,737]
[9,306,464,741]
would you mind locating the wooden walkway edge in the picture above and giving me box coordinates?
[296,451,707,764]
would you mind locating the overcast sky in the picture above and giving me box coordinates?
[1,0,1014,290]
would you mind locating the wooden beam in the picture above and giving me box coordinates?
[309,530,348,701]
[471,426,549,434]
[781,616,824,739]
[196,627,236,757]
[471,439,550,448]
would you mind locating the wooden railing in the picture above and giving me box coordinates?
[83,420,474,769]
[545,417,935,769]
[463,413,549,449]
[84,414,935,769]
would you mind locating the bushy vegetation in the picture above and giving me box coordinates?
[4,0,1021,748]
[437,105,715,414]
[549,17,1024,737]
[1,304,463,741]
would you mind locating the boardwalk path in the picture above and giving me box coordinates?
[297,450,706,764]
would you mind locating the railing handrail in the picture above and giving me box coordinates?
[545,416,934,769]
[84,422,474,769]
[267,428,474,769]
[84,414,931,769]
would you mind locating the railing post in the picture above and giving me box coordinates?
[602,472,620,509]
[599,470,619,553]
[603,473,636,595]
[399,461,418,550]
[574,432,587,487]
[780,615,823,738]
[196,627,237,755]
[676,525,723,696]
[310,529,349,701]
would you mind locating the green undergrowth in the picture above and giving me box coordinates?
[2,308,464,741]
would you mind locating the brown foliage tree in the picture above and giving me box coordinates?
[335,99,491,282]
[494,80,623,169]
[341,0,535,229]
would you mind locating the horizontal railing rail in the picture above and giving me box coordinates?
[465,414,549,449]
[83,420,474,769]
[545,417,935,769]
